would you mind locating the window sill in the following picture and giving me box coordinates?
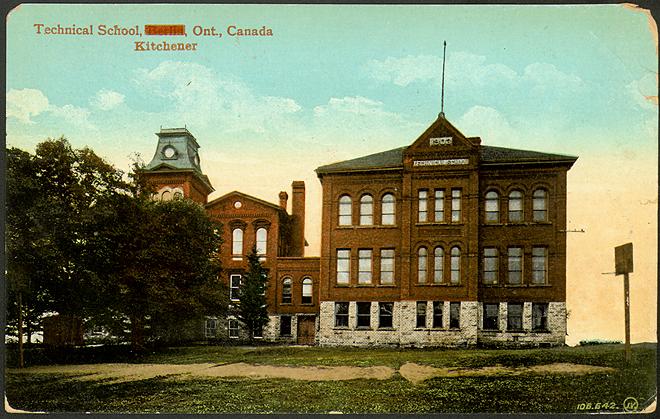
[531,329,551,333]
[529,284,552,287]
[301,303,314,306]
[356,327,372,330]
[280,303,292,306]
[280,334,292,337]
[481,329,501,333]
[448,327,461,331]
[415,222,464,227]
[416,283,461,287]
[377,284,397,287]
[334,283,351,287]
[378,327,395,331]
[336,225,400,229]
[333,326,350,330]
[507,329,526,334]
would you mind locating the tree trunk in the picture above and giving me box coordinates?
[130,315,145,352]
[18,292,24,368]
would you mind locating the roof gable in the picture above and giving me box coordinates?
[406,115,481,155]
[206,190,285,213]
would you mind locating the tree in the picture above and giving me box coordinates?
[87,193,226,350]
[236,247,269,340]
[5,140,129,345]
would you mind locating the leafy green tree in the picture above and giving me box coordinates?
[5,140,129,343]
[236,247,269,340]
[87,192,226,350]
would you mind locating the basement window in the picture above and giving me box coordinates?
[356,302,371,328]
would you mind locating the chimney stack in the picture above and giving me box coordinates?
[278,191,288,210]
[290,181,306,257]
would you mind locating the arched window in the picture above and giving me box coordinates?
[381,193,395,225]
[360,194,373,225]
[173,191,183,200]
[232,228,243,259]
[508,190,523,222]
[302,278,313,304]
[161,190,172,201]
[485,191,499,223]
[434,247,444,283]
[256,228,267,256]
[338,195,352,226]
[533,189,548,222]
[281,278,292,304]
[450,247,461,284]
[417,247,428,283]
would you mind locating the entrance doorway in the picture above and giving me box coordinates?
[296,315,316,345]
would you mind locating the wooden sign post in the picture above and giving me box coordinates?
[614,243,633,362]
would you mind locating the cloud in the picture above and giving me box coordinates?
[456,105,517,146]
[364,55,442,87]
[90,89,125,110]
[313,96,386,116]
[132,61,301,132]
[49,104,95,130]
[6,88,50,123]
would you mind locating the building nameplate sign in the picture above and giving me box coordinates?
[429,136,453,146]
[413,158,469,167]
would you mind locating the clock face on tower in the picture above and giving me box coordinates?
[163,146,176,159]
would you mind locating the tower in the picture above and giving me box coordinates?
[141,127,214,203]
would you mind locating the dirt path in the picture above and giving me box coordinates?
[8,362,616,385]
[398,362,617,384]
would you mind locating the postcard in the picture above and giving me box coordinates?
[4,2,657,414]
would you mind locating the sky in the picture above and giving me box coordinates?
[5,3,658,345]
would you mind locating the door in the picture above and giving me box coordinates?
[296,315,316,345]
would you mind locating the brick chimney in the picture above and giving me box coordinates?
[279,191,288,210]
[290,181,306,257]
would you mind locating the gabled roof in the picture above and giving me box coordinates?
[205,190,286,213]
[315,145,577,175]
[315,147,406,174]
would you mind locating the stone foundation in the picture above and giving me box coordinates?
[319,301,565,347]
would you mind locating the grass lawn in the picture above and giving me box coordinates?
[5,343,656,414]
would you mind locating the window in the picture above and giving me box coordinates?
[434,189,445,222]
[380,249,394,284]
[532,247,548,284]
[450,302,460,329]
[483,248,499,284]
[228,319,240,338]
[205,318,217,338]
[532,303,549,331]
[416,301,427,328]
[336,249,350,284]
[232,228,243,259]
[281,278,292,304]
[434,247,444,283]
[173,191,183,200]
[302,278,313,304]
[359,194,373,225]
[485,191,499,223]
[379,302,393,328]
[507,303,523,331]
[450,247,461,284]
[358,249,372,284]
[417,247,428,283]
[338,195,352,226]
[280,315,292,336]
[418,190,428,222]
[335,302,349,328]
[230,274,241,301]
[356,302,371,328]
[508,190,523,222]
[451,189,461,222]
[381,193,396,225]
[483,303,499,330]
[432,301,443,328]
[508,247,523,285]
[256,228,267,257]
[161,190,171,201]
[533,189,548,222]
